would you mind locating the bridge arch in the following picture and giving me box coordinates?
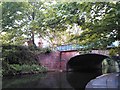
[66,53,110,72]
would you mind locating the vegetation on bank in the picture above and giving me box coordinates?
[2,64,47,76]
[2,44,49,76]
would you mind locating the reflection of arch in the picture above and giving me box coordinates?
[67,54,109,72]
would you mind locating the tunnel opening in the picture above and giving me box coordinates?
[66,54,109,73]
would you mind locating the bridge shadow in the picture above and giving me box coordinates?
[66,71,102,90]
[66,54,109,90]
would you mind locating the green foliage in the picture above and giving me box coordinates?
[109,47,120,56]
[2,2,46,46]
[2,2,27,31]
[43,48,52,53]
[28,45,52,54]
[2,64,47,76]
[102,58,119,74]
[1,2,88,47]
[1,32,25,45]
[2,2,119,52]
[2,45,37,65]
[70,2,120,50]
[1,2,28,45]
[2,44,48,76]
[109,49,118,56]
[10,64,22,72]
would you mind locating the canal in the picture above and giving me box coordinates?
[2,71,102,90]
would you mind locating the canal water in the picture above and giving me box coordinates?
[2,71,102,90]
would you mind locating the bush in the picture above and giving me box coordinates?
[2,44,48,76]
[2,64,47,76]
[109,49,117,56]
[21,64,47,73]
[2,44,38,65]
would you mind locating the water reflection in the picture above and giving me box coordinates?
[3,71,101,90]
[66,71,102,90]
[2,73,48,88]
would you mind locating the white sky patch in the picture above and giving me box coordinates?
[34,37,49,48]
[1,32,6,35]
[16,11,22,15]
[113,41,120,47]
[66,23,83,35]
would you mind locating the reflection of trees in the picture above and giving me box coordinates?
[3,73,47,88]
[102,58,119,74]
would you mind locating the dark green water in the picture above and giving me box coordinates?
[2,71,101,90]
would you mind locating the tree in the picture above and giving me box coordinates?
[23,2,46,47]
[1,2,46,46]
[40,2,86,47]
[3,1,119,52]
[1,2,29,45]
[70,2,120,52]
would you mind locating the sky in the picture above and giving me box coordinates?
[34,37,49,48]
[112,41,120,47]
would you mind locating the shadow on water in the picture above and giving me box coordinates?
[66,71,102,90]
[2,71,102,90]
[2,73,48,88]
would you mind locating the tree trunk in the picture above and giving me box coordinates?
[31,30,36,48]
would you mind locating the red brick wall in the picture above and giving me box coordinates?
[37,51,79,71]
[60,51,79,70]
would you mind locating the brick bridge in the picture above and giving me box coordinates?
[37,45,110,71]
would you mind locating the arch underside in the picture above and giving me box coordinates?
[67,54,109,72]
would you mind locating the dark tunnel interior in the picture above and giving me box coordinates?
[67,54,109,72]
